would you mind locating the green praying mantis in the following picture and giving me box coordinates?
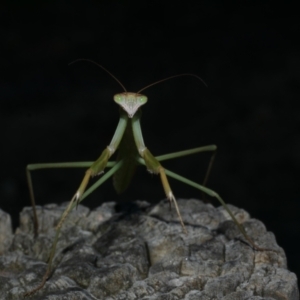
[24,60,266,297]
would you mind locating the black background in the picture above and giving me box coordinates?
[1,1,299,285]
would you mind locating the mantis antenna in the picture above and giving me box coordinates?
[138,73,207,93]
[68,59,127,92]
[68,59,207,94]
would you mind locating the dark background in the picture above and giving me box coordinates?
[1,1,299,285]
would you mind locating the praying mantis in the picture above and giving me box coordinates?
[24,60,266,297]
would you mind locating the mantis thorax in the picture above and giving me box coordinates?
[114,92,148,118]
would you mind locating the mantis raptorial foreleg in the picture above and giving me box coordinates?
[27,109,128,235]
[131,110,189,232]
[24,112,129,297]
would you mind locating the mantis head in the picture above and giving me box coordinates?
[114,92,148,118]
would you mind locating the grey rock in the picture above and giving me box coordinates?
[0,209,13,255]
[0,199,298,300]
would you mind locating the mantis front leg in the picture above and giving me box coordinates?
[26,110,128,236]
[131,111,187,233]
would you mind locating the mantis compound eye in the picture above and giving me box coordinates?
[138,95,148,105]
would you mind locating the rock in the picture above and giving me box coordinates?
[0,199,298,300]
[0,209,13,255]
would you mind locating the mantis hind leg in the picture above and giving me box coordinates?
[163,167,269,251]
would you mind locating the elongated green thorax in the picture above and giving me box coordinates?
[113,117,139,194]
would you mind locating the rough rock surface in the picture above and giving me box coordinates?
[0,199,298,300]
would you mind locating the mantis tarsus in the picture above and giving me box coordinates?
[24,60,267,297]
